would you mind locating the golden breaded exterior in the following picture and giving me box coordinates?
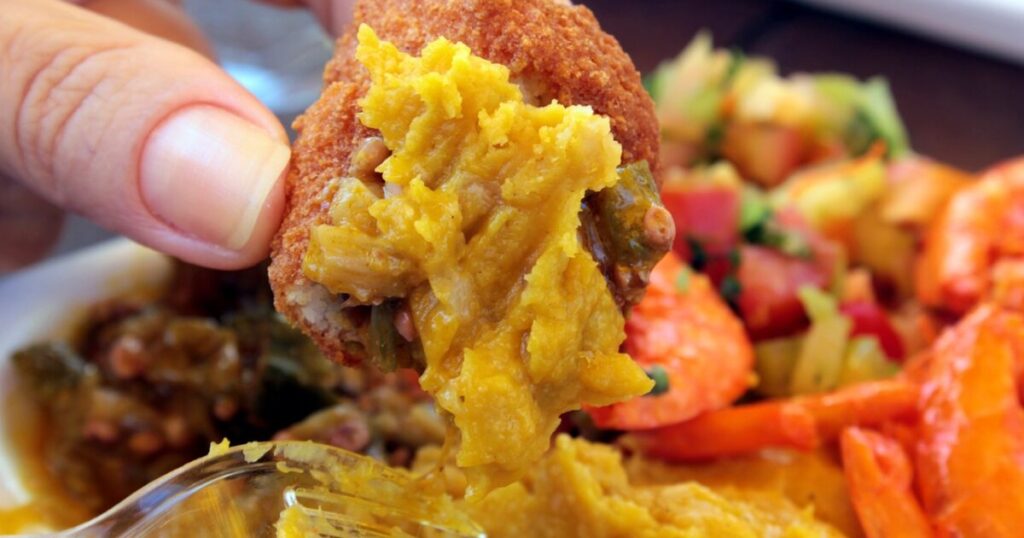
[269,0,659,364]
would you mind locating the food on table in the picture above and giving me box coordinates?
[620,32,1024,538]
[419,435,844,538]
[648,32,908,185]
[839,428,932,538]
[624,448,861,536]
[586,252,754,430]
[623,377,917,461]
[8,11,1024,537]
[7,263,443,520]
[269,0,669,493]
[916,157,1024,314]
[913,305,1024,535]
[645,33,974,401]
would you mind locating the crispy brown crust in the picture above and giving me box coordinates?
[269,0,659,364]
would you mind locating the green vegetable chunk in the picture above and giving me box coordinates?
[839,336,900,386]
[369,300,400,372]
[589,161,674,306]
[787,287,851,395]
[645,365,671,397]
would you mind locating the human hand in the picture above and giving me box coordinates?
[0,0,353,271]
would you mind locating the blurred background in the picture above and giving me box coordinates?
[50,0,1024,258]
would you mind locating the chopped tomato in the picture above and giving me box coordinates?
[774,207,844,275]
[661,183,740,260]
[735,209,843,339]
[839,301,906,361]
[737,245,828,339]
[721,123,806,187]
[586,253,754,430]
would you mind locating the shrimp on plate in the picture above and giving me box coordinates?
[587,252,755,429]
[913,304,1024,536]
[839,427,933,538]
[916,157,1024,314]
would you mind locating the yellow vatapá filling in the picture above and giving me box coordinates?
[302,24,653,493]
[461,436,844,538]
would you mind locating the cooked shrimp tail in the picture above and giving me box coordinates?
[915,305,1024,536]
[840,427,933,538]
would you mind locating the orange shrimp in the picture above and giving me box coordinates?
[623,399,818,461]
[840,427,933,538]
[915,304,1024,536]
[626,378,917,461]
[916,157,1024,314]
[587,252,754,430]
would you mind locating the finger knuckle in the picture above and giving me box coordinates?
[14,42,132,205]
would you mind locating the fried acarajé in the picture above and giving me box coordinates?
[268,0,669,491]
[270,0,662,364]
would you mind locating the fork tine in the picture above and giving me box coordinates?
[48,441,484,538]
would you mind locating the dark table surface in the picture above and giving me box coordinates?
[48,0,1024,258]
[585,0,1024,171]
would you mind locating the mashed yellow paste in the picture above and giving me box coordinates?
[464,435,844,538]
[303,25,652,493]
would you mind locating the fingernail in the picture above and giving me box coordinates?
[140,106,290,250]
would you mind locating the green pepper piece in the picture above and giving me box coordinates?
[369,300,400,372]
[590,161,674,307]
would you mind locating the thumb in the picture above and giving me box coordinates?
[0,0,290,269]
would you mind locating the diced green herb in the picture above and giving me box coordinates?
[742,197,812,260]
[645,365,671,396]
[749,220,811,260]
[675,267,692,293]
[762,225,812,259]
[727,247,742,269]
[720,49,746,89]
[687,236,708,271]
[703,122,726,156]
[719,275,742,307]
[739,187,772,234]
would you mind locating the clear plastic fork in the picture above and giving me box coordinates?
[21,441,484,538]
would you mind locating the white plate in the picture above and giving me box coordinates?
[0,240,173,527]
[799,0,1024,65]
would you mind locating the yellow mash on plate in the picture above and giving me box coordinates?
[464,436,844,538]
[301,25,653,493]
